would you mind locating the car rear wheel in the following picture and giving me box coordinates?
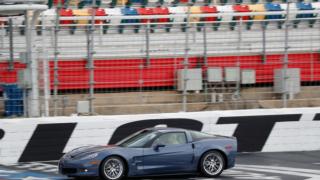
[100,156,125,180]
[200,150,225,177]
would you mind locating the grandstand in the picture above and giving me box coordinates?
[1,0,320,116]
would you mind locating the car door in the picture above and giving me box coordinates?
[142,132,195,175]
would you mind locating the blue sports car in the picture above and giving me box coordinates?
[59,126,237,180]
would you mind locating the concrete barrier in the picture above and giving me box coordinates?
[0,107,320,164]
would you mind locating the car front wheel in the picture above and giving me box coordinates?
[100,156,126,180]
[200,150,225,177]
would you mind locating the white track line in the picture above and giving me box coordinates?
[0,169,17,174]
[14,164,39,169]
[236,165,320,180]
[238,164,320,175]
[41,169,59,173]
[29,166,53,171]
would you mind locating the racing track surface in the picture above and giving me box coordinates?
[0,151,320,180]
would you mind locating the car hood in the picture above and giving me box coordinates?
[66,145,118,159]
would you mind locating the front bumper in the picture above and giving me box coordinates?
[58,158,100,177]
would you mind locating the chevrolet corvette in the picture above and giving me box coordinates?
[59,126,237,180]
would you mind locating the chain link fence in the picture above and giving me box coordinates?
[1,2,320,117]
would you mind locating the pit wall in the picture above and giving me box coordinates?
[0,107,320,164]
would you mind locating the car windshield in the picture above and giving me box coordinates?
[116,130,159,148]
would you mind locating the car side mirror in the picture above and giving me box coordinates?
[154,144,165,151]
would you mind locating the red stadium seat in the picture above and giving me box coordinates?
[152,7,171,32]
[59,8,76,34]
[137,7,154,23]
[53,0,66,5]
[200,6,218,22]
[88,8,109,34]
[153,7,170,23]
[60,8,74,25]
[88,8,107,24]
[232,5,251,21]
[232,4,252,30]
[200,6,219,31]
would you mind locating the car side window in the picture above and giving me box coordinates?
[152,132,187,146]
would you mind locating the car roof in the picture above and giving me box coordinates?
[148,127,188,133]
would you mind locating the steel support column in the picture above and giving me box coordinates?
[182,3,192,112]
[41,15,50,116]
[282,1,291,108]
[53,1,61,116]
[26,10,42,117]
[8,18,14,70]
[87,0,96,115]
[262,22,267,63]
[145,23,150,66]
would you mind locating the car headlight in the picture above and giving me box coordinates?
[79,153,99,160]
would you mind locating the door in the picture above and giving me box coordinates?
[142,132,194,175]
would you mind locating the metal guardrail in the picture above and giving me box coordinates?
[0,4,48,11]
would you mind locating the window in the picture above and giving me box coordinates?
[117,130,159,148]
[190,131,214,141]
[152,132,187,146]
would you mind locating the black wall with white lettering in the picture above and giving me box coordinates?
[5,111,317,163]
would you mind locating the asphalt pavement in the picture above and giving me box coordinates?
[0,151,320,180]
